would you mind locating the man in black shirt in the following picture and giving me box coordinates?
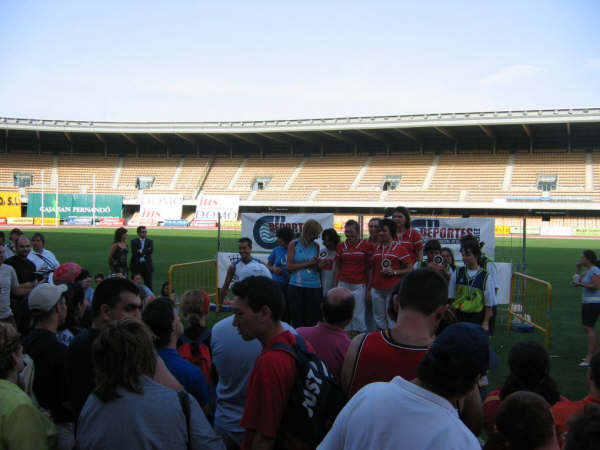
[22,283,72,447]
[6,235,36,333]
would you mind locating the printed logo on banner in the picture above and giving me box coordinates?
[412,219,481,243]
[195,195,239,221]
[140,194,183,220]
[253,215,309,250]
[0,192,22,218]
[242,213,334,253]
[254,216,284,250]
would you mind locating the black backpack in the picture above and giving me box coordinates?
[270,334,347,448]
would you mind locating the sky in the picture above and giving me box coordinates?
[1,1,599,122]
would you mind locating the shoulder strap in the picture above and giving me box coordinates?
[349,333,369,392]
[181,328,211,346]
[177,391,191,450]
[269,341,298,359]
[269,333,312,357]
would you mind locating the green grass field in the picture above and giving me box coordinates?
[5,228,593,400]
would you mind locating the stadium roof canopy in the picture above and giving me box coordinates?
[1,107,600,155]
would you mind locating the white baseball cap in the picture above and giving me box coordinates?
[28,283,68,312]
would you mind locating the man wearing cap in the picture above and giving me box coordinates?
[21,283,73,449]
[319,322,488,450]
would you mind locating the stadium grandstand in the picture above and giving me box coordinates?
[1,107,600,224]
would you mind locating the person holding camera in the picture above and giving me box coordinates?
[413,239,450,280]
[448,240,496,332]
[367,218,411,330]
[28,232,60,284]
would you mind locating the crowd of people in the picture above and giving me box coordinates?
[1,207,599,449]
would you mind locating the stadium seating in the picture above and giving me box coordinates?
[429,153,507,194]
[177,156,212,197]
[233,155,303,190]
[0,153,53,189]
[511,152,586,190]
[57,154,118,193]
[3,149,600,204]
[119,156,179,196]
[290,155,364,191]
[359,154,433,189]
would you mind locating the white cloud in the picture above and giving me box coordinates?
[586,58,600,69]
[480,64,544,86]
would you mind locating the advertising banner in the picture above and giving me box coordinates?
[66,217,93,226]
[189,219,218,229]
[7,217,33,225]
[163,219,189,227]
[540,224,572,236]
[495,225,510,235]
[33,217,58,225]
[217,252,269,288]
[139,194,183,221]
[0,192,21,218]
[194,195,240,229]
[98,218,126,227]
[495,262,513,304]
[27,194,122,218]
[0,218,6,225]
[509,225,541,235]
[241,213,335,252]
[412,217,495,260]
[574,228,600,237]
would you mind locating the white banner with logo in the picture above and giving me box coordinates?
[193,195,240,228]
[412,217,495,260]
[217,252,269,288]
[241,213,334,252]
[495,262,512,304]
[139,194,183,221]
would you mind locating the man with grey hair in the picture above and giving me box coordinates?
[297,286,355,381]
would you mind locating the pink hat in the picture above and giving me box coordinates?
[53,262,82,284]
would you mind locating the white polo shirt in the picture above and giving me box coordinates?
[318,376,480,450]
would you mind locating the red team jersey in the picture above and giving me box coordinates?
[349,330,429,396]
[335,239,372,284]
[395,228,424,263]
[370,241,410,291]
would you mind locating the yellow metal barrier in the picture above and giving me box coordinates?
[507,272,552,349]
[168,259,219,306]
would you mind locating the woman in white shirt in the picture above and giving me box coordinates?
[572,250,600,367]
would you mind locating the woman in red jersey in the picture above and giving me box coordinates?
[367,218,411,329]
[367,217,381,246]
[333,219,371,336]
[391,206,423,264]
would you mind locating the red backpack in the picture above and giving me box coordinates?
[178,329,212,384]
